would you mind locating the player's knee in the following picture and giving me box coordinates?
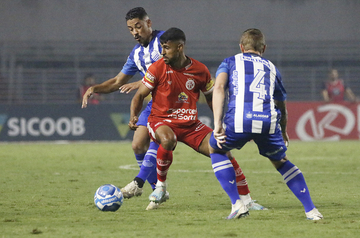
[131,141,148,154]
[271,157,288,169]
[160,136,177,151]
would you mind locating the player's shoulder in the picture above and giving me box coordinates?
[147,58,166,73]
[189,57,209,71]
[154,30,165,38]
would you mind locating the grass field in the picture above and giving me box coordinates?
[1,140,359,237]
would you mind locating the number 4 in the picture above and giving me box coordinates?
[249,69,267,100]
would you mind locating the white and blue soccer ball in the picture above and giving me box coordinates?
[94,184,124,212]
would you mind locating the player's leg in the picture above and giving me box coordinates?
[255,131,323,220]
[121,134,159,198]
[207,132,249,219]
[147,122,177,204]
[121,101,158,197]
[197,128,266,210]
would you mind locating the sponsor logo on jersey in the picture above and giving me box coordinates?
[178,92,188,103]
[145,71,155,83]
[185,79,195,90]
[246,112,269,119]
[167,108,197,121]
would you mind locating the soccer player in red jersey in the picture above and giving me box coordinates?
[129,27,258,218]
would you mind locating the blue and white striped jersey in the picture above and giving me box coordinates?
[216,53,287,134]
[121,30,164,77]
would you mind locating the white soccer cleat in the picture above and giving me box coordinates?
[146,191,170,210]
[120,180,143,199]
[306,208,323,220]
[246,200,268,211]
[226,199,249,219]
[148,184,166,203]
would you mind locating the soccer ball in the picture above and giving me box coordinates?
[94,184,124,212]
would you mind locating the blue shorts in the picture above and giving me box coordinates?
[137,100,152,127]
[209,126,287,161]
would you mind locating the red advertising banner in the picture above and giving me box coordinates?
[287,102,360,141]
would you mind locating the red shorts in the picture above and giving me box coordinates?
[147,120,212,151]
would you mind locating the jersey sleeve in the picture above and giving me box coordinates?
[120,55,139,76]
[215,61,230,77]
[273,69,287,101]
[202,69,214,95]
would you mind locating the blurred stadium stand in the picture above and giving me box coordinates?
[0,40,359,104]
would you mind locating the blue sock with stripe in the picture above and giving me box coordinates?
[137,142,159,190]
[210,153,240,204]
[277,160,315,212]
[134,153,145,168]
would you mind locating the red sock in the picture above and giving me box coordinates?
[156,144,173,182]
[231,158,250,195]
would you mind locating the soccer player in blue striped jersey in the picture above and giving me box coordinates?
[81,7,163,196]
[209,28,323,220]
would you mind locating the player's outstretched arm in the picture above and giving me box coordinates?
[119,80,142,94]
[129,83,151,130]
[81,72,133,108]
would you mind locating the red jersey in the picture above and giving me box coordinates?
[325,79,345,102]
[142,57,214,126]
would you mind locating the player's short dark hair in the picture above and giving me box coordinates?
[240,28,266,52]
[125,7,148,21]
[160,27,186,44]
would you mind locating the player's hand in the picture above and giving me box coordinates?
[213,127,226,149]
[81,87,94,108]
[128,116,139,130]
[282,131,289,147]
[120,81,140,94]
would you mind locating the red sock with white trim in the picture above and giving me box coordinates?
[156,144,173,182]
[231,158,250,195]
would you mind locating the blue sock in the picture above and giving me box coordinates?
[210,153,240,204]
[135,153,146,168]
[277,160,315,212]
[137,142,159,190]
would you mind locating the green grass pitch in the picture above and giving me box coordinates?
[1,140,359,237]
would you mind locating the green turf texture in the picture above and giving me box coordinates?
[1,141,359,237]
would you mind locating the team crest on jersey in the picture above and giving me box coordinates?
[186,79,195,90]
[246,112,253,119]
[151,51,160,61]
[178,92,188,102]
[145,71,155,83]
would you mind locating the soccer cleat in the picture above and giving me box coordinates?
[120,180,143,199]
[146,191,170,210]
[149,184,166,203]
[226,199,249,219]
[246,200,268,211]
[306,208,323,220]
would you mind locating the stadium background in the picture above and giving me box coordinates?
[0,0,359,141]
